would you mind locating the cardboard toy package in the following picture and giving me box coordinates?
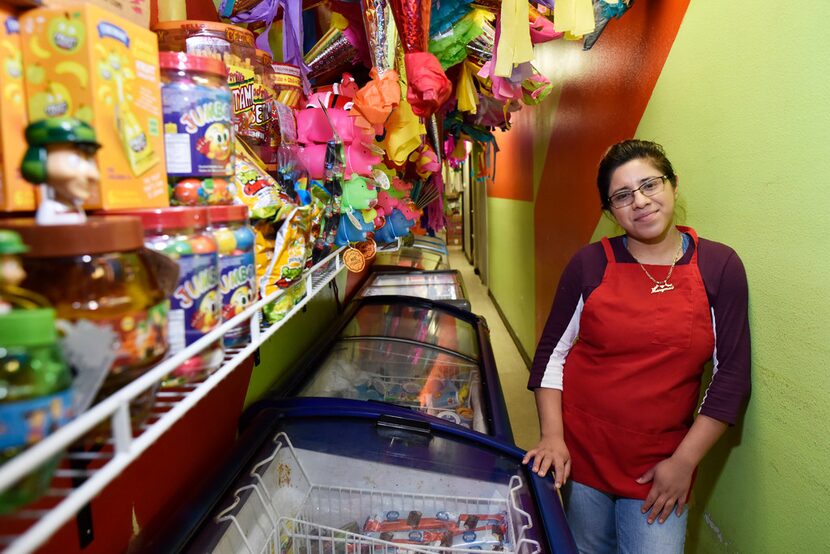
[43,0,151,29]
[0,7,36,211]
[20,4,168,210]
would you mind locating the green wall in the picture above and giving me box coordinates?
[244,271,347,407]
[596,2,830,551]
[487,197,536,356]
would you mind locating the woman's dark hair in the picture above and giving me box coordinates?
[597,140,677,209]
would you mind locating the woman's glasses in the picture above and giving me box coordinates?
[608,175,668,209]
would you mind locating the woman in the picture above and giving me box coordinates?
[524,140,750,553]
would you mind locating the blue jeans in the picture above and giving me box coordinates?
[563,481,688,554]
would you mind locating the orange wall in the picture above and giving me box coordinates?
[526,2,691,337]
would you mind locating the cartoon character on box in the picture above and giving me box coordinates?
[21,117,101,225]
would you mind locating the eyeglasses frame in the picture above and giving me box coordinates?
[608,175,669,209]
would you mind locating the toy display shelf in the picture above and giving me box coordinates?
[0,242,396,554]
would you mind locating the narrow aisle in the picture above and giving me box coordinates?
[447,247,540,450]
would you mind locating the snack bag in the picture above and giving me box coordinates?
[255,207,310,323]
[232,141,294,220]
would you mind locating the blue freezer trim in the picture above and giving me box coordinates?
[259,397,577,554]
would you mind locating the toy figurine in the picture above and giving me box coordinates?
[0,230,47,312]
[21,118,101,225]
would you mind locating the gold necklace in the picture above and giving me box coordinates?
[627,239,684,294]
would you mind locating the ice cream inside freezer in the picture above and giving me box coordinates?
[196,420,545,554]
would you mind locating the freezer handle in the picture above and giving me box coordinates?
[375,414,433,442]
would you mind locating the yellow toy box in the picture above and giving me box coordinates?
[20,4,168,209]
[0,8,35,211]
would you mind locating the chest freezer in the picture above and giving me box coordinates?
[374,246,450,271]
[356,270,470,311]
[148,398,577,554]
[272,297,512,441]
[405,235,451,257]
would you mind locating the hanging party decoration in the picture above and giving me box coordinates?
[583,0,635,50]
[389,0,452,117]
[304,14,368,84]
[222,0,310,91]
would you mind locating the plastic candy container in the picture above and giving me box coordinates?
[253,49,275,165]
[154,21,258,152]
[0,218,169,439]
[208,206,256,348]
[160,52,234,206]
[0,309,73,513]
[116,208,223,385]
[271,63,303,109]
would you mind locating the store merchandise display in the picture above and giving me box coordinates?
[208,205,256,348]
[0,0,615,549]
[1,218,170,437]
[159,52,235,203]
[105,207,223,386]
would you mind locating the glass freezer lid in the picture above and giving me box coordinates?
[299,339,488,433]
[205,415,546,554]
[375,247,450,270]
[369,272,461,287]
[341,302,480,360]
[361,283,463,301]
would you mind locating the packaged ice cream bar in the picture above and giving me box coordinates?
[459,512,508,532]
[451,526,506,550]
[368,528,452,546]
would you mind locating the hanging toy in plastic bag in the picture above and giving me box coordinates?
[335,210,375,247]
[341,173,378,212]
[375,204,419,244]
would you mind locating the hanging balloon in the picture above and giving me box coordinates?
[389,0,452,117]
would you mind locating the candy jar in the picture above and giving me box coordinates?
[0,308,73,513]
[0,217,168,443]
[112,208,223,385]
[208,205,256,348]
[159,52,234,206]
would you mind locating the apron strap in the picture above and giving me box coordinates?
[676,225,700,263]
[600,236,616,263]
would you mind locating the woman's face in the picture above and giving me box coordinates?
[608,158,677,243]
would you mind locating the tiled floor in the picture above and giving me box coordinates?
[447,247,540,450]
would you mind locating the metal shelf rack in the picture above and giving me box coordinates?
[0,246,353,554]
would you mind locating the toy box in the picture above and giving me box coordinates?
[0,8,36,211]
[20,4,168,209]
[43,0,151,28]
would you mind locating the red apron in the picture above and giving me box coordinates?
[562,226,714,499]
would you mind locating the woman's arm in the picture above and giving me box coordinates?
[522,388,571,488]
[636,415,728,523]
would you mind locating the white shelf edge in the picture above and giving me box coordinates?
[0,246,347,554]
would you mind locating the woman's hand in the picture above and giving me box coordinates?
[635,455,695,524]
[522,436,571,488]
